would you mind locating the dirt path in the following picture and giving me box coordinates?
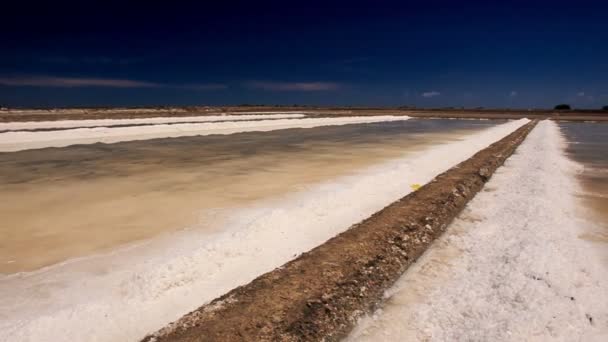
[142,121,537,342]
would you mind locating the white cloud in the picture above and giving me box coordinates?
[422,91,440,98]
[0,76,160,88]
[510,91,518,97]
[0,75,227,90]
[178,83,228,91]
[575,91,595,102]
[248,81,340,91]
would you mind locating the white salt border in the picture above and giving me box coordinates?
[0,113,307,131]
[348,120,608,341]
[0,116,409,152]
[0,119,528,342]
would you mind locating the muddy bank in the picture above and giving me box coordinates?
[142,121,537,342]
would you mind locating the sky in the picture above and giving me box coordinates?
[1,0,607,108]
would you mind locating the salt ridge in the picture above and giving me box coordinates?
[0,115,409,152]
[348,120,608,341]
[0,113,306,131]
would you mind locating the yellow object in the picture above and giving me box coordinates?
[410,183,421,191]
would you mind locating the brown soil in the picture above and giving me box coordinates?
[141,121,537,342]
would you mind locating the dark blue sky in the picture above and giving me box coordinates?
[1,0,607,108]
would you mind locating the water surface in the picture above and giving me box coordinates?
[0,119,499,273]
[560,122,608,242]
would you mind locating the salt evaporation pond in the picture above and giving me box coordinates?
[0,118,499,273]
[1,118,530,342]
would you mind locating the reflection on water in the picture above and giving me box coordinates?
[0,119,498,273]
[560,122,608,243]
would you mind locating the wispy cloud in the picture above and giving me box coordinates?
[0,76,227,90]
[575,91,595,102]
[422,91,440,98]
[248,81,340,91]
[0,76,160,88]
[510,90,518,97]
[41,56,141,65]
[179,83,228,91]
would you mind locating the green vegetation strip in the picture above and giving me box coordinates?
[143,121,538,342]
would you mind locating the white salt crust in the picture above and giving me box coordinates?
[0,116,409,152]
[348,120,608,342]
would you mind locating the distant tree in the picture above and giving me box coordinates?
[602,105,608,111]
[554,104,571,110]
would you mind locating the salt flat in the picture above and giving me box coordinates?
[348,121,608,341]
[0,119,527,342]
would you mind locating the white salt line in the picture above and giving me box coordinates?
[0,113,307,131]
[348,120,608,341]
[0,119,528,342]
[0,116,409,152]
